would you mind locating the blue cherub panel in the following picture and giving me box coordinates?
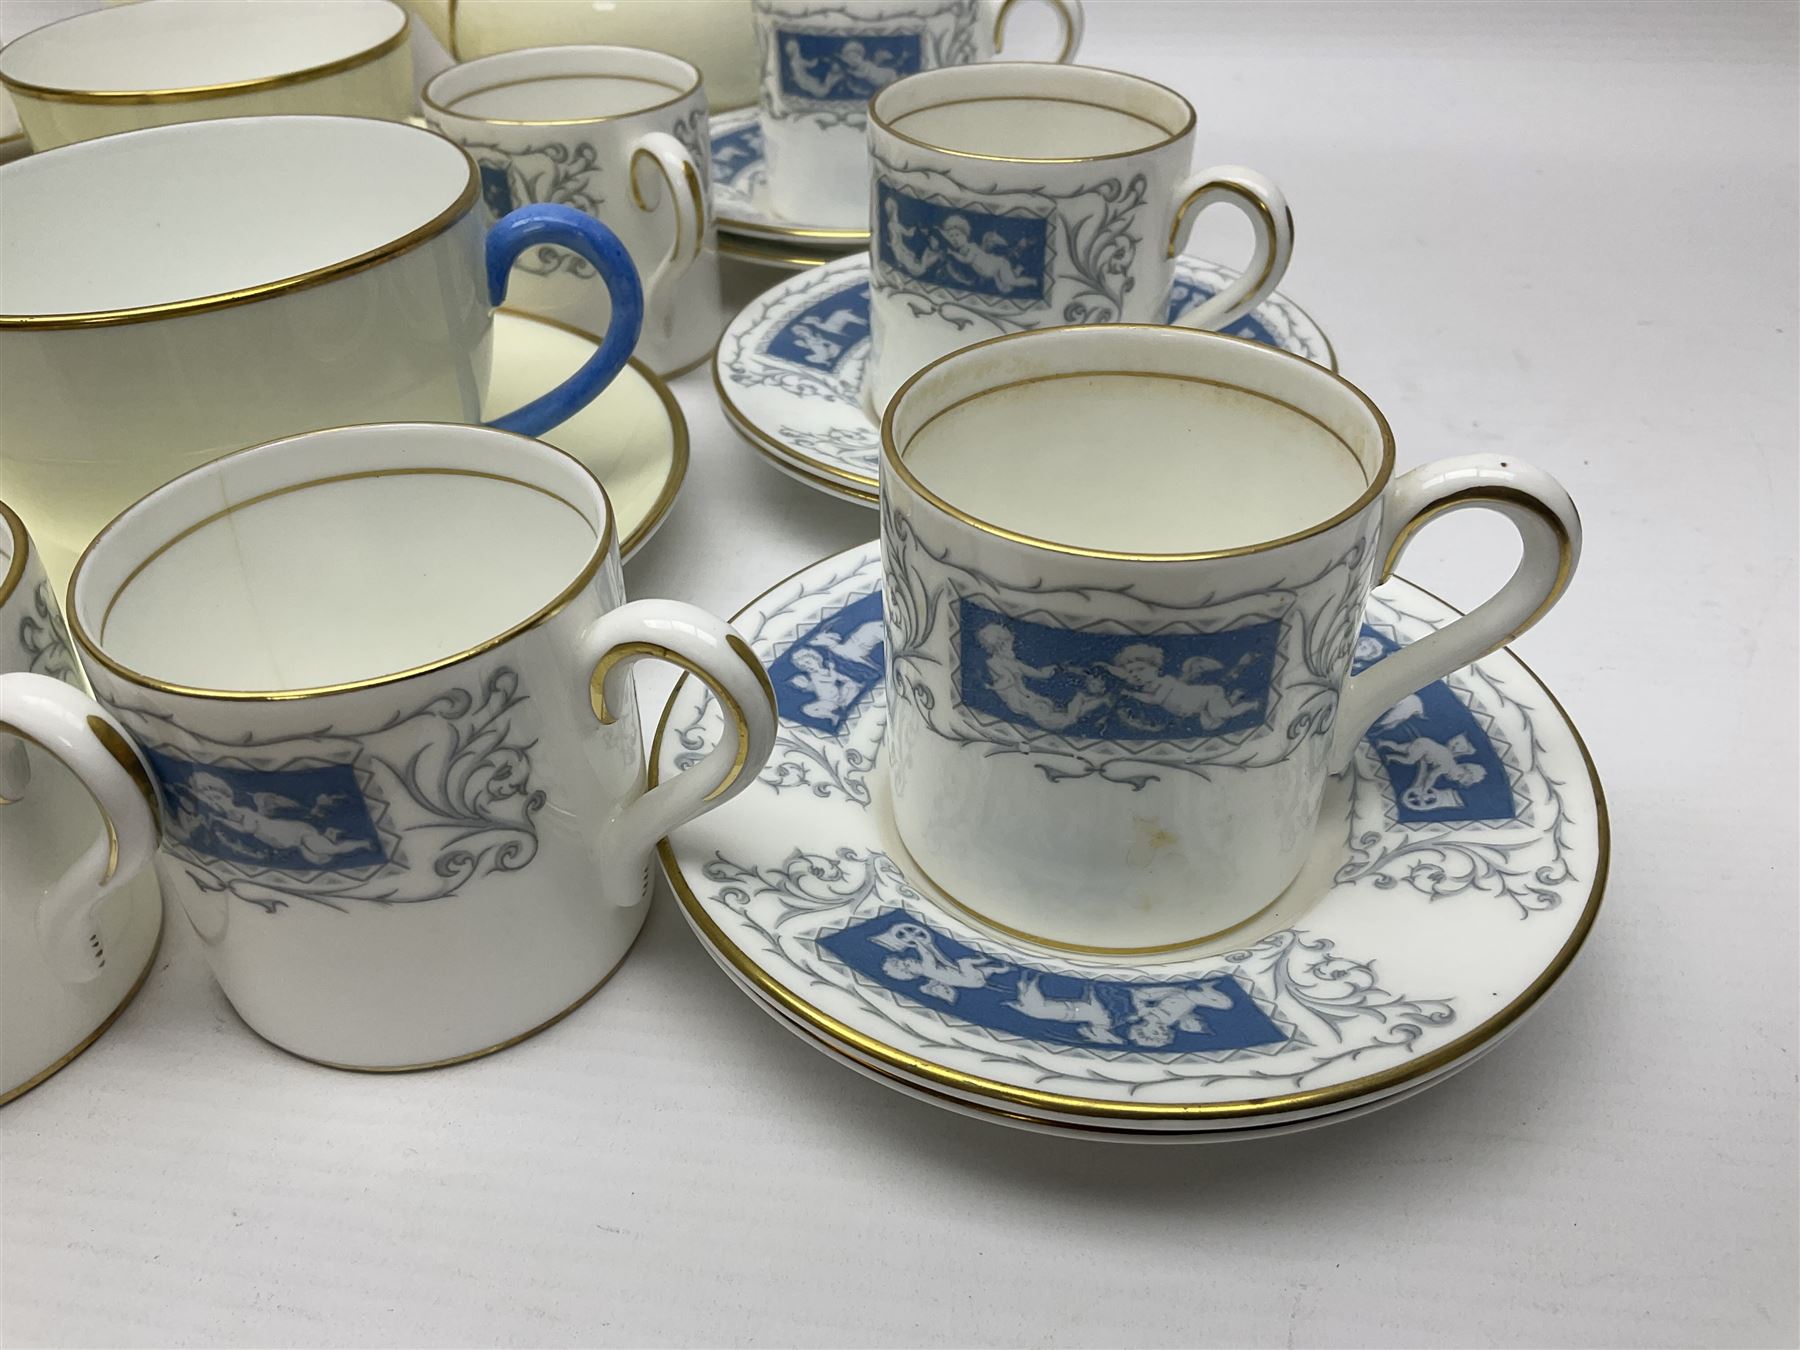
[145,749,388,874]
[818,909,1289,1054]
[710,121,762,187]
[1165,276,1280,350]
[770,589,886,735]
[1355,628,1515,823]
[957,600,1280,742]
[764,280,871,373]
[776,29,923,103]
[875,182,1051,303]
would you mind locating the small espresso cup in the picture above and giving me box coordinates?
[0,0,415,150]
[40,424,778,1070]
[866,62,1294,414]
[752,0,1084,230]
[0,501,163,1105]
[424,45,726,378]
[0,114,643,590]
[880,325,1580,953]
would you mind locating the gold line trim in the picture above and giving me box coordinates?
[0,124,479,330]
[0,7,409,105]
[868,62,1196,166]
[716,234,838,269]
[649,559,1611,1123]
[881,328,1392,562]
[591,642,757,803]
[69,439,617,703]
[713,214,871,246]
[0,717,160,882]
[1168,180,1284,285]
[0,500,27,614]
[629,147,707,259]
[446,0,462,61]
[992,0,1081,64]
[714,358,881,495]
[0,911,163,1110]
[422,61,701,126]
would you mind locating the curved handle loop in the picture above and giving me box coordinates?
[484,203,644,438]
[1167,166,1294,332]
[1330,455,1582,771]
[992,0,1084,61]
[628,130,707,319]
[582,601,778,908]
[0,673,160,985]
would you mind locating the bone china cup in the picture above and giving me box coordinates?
[0,502,163,1105]
[424,45,725,378]
[751,0,1085,230]
[0,0,415,150]
[866,61,1294,414]
[880,325,1581,953]
[0,114,644,591]
[16,424,781,1071]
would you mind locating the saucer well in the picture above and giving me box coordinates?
[652,541,1608,1133]
[710,108,871,252]
[488,310,688,560]
[712,252,1338,505]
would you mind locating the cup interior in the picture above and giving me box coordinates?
[0,0,405,97]
[0,117,473,320]
[884,328,1392,556]
[70,425,612,695]
[870,62,1193,162]
[424,45,702,125]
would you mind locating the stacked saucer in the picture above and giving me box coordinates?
[710,109,869,271]
[652,541,1608,1141]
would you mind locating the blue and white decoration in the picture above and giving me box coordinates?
[656,541,1604,1113]
[775,28,922,103]
[124,668,546,913]
[761,280,870,374]
[19,581,76,683]
[710,118,763,193]
[770,589,885,735]
[463,139,606,277]
[956,600,1278,742]
[875,183,1050,305]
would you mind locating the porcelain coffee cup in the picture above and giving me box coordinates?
[865,61,1294,413]
[424,45,726,378]
[36,423,778,1070]
[0,114,644,591]
[880,325,1580,952]
[0,0,416,150]
[751,0,1084,230]
[0,502,163,1106]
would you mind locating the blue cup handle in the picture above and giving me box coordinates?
[482,204,644,438]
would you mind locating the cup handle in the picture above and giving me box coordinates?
[991,0,1084,61]
[628,130,707,320]
[483,203,644,438]
[1166,167,1295,332]
[0,673,160,985]
[1330,455,1582,771]
[580,600,778,907]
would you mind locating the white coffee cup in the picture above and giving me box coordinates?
[424,45,727,378]
[0,0,416,150]
[866,60,1294,413]
[880,325,1580,952]
[0,501,163,1106]
[30,423,778,1070]
[0,114,645,591]
[751,0,1084,230]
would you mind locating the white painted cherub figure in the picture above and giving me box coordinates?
[871,921,1007,1003]
[835,39,904,90]
[176,770,370,865]
[1378,733,1488,812]
[975,623,1109,732]
[938,214,1036,292]
[1104,643,1262,731]
[788,647,863,721]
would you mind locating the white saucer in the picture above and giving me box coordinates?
[710,108,871,251]
[488,310,688,560]
[712,251,1338,505]
[652,541,1608,1136]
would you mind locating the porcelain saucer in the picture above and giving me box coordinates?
[712,252,1337,505]
[710,108,871,253]
[488,310,688,560]
[652,541,1608,1135]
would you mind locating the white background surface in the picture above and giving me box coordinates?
[3,2,1797,1346]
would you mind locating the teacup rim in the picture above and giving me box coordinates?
[67,422,618,703]
[0,499,27,613]
[879,324,1397,563]
[421,44,705,128]
[0,0,409,106]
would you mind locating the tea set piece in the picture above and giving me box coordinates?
[0,503,164,1106]
[0,87,26,164]
[710,106,873,252]
[486,312,688,560]
[712,249,1336,505]
[651,539,1608,1135]
[0,0,415,150]
[422,44,730,379]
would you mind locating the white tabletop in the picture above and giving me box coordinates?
[3,3,1797,1346]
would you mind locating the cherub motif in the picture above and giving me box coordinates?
[812,618,883,667]
[170,770,374,867]
[787,324,844,366]
[1102,644,1263,731]
[1123,981,1235,1048]
[1007,973,1122,1044]
[883,196,941,277]
[937,214,1036,292]
[975,624,1110,732]
[870,921,1008,1003]
[782,39,842,97]
[1371,692,1426,735]
[836,39,905,90]
[1378,733,1488,812]
[788,647,865,722]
